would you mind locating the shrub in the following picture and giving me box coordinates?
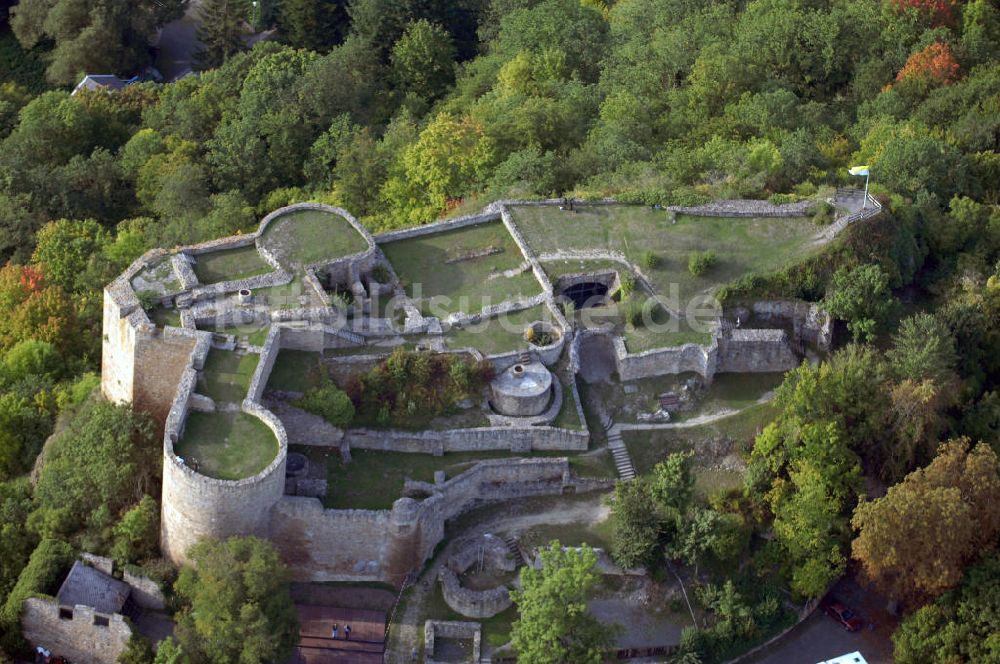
[347,349,493,428]
[812,201,835,225]
[298,383,355,429]
[136,290,158,312]
[617,273,636,299]
[622,296,644,328]
[640,251,659,270]
[525,326,553,347]
[768,192,800,205]
[0,538,74,652]
[371,264,391,283]
[688,250,718,276]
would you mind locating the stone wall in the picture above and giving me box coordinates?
[343,425,588,454]
[613,335,719,382]
[717,328,799,373]
[748,300,833,351]
[160,335,289,564]
[425,620,481,664]
[438,567,512,618]
[122,570,166,611]
[266,400,344,447]
[21,598,131,664]
[374,207,502,244]
[666,199,815,217]
[269,458,593,585]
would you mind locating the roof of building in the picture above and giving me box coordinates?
[71,75,130,96]
[817,652,869,664]
[56,561,131,614]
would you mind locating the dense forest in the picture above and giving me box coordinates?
[1,0,999,661]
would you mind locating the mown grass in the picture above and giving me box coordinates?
[444,304,553,354]
[259,209,368,267]
[176,411,278,480]
[198,349,259,403]
[321,449,518,510]
[380,221,542,315]
[513,205,817,307]
[266,349,326,393]
[192,245,272,284]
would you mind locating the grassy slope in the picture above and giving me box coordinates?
[513,205,818,306]
[622,401,778,475]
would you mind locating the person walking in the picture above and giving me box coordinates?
[331,623,338,639]
[344,624,351,640]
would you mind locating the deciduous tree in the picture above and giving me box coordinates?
[510,542,617,664]
[174,537,298,664]
[852,438,1000,606]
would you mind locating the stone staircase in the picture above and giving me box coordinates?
[517,350,532,365]
[605,417,636,481]
[503,536,526,567]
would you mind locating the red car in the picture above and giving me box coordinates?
[821,598,863,631]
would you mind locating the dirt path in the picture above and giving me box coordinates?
[617,390,775,432]
[386,492,610,662]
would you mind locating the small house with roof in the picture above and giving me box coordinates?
[20,558,140,664]
[71,74,133,96]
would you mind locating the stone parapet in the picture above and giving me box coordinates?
[343,425,588,454]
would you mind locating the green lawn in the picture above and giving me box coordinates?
[192,245,272,284]
[176,411,278,480]
[552,376,585,431]
[259,209,369,268]
[513,205,818,307]
[266,349,326,392]
[622,401,777,475]
[321,449,520,510]
[380,222,543,315]
[444,304,554,354]
[198,349,260,403]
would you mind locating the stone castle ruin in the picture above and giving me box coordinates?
[101,196,876,586]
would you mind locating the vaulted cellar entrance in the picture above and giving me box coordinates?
[561,281,610,309]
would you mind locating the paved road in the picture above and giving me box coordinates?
[747,611,893,664]
[748,576,896,664]
[155,0,203,81]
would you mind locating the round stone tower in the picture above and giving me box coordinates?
[160,406,288,564]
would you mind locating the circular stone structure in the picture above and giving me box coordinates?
[490,361,553,417]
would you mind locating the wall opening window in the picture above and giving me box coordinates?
[58,608,73,620]
[94,615,110,627]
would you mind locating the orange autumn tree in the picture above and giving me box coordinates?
[0,264,81,358]
[896,42,961,89]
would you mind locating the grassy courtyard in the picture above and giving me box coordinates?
[512,205,818,305]
[317,448,518,510]
[176,410,278,480]
[266,349,326,393]
[443,304,554,354]
[192,245,272,284]
[259,208,369,268]
[380,221,542,315]
[198,349,260,403]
